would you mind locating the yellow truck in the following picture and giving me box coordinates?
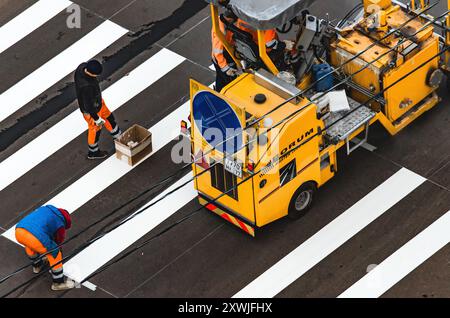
[187,0,450,236]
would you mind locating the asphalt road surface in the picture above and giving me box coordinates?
[0,0,448,298]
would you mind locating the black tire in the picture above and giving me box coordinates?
[288,182,317,220]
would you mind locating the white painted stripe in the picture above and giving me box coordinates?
[0,48,185,196]
[2,96,189,242]
[339,211,450,298]
[0,20,127,122]
[64,173,196,283]
[209,64,216,71]
[0,0,72,54]
[234,168,426,298]
[80,280,97,291]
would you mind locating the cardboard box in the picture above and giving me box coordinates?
[115,124,152,166]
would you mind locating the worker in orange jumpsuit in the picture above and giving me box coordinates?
[74,60,122,160]
[236,19,282,52]
[15,205,74,291]
[235,18,287,71]
[212,11,238,92]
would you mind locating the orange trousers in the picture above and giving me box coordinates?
[15,228,63,270]
[82,100,115,146]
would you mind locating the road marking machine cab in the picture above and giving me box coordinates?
[187,0,450,236]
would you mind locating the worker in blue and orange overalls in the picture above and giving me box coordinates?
[15,205,75,291]
[75,60,122,160]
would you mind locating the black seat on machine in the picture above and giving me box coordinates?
[220,14,263,70]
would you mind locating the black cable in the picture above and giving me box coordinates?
[3,43,448,298]
[0,169,183,284]
[277,21,293,34]
[185,2,441,164]
[191,4,445,182]
[0,0,444,285]
[0,4,444,286]
[337,3,364,28]
[248,9,448,139]
[79,44,450,285]
[245,2,440,128]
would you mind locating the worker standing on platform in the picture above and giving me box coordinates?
[15,205,74,291]
[75,60,122,160]
[235,19,287,70]
[235,19,282,52]
[212,9,238,92]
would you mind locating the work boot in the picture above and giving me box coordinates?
[32,256,49,274]
[32,265,42,274]
[51,279,76,291]
[87,150,108,160]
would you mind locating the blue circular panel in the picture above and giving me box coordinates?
[193,91,243,154]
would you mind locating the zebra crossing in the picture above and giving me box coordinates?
[339,211,450,298]
[0,0,72,54]
[0,0,449,298]
[0,48,185,194]
[234,169,426,298]
[0,20,127,123]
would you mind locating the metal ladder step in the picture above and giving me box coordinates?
[325,98,376,154]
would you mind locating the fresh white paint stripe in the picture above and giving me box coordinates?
[234,168,426,298]
[2,97,189,242]
[0,20,127,122]
[0,48,185,195]
[0,0,72,54]
[339,211,450,298]
[64,173,196,283]
[79,280,97,291]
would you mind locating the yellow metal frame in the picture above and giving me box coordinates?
[210,4,241,69]
[410,0,427,11]
[377,93,440,135]
[257,30,279,75]
[210,4,280,75]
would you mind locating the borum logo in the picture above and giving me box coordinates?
[193,91,243,154]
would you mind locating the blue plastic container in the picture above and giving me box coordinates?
[312,63,334,92]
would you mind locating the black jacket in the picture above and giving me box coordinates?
[74,63,102,120]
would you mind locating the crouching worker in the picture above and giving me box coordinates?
[15,205,75,291]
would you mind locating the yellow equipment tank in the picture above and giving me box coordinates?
[330,1,441,133]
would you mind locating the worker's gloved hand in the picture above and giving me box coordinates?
[94,118,105,127]
[226,68,238,77]
[283,40,295,51]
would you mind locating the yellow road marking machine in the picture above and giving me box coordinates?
[187,0,450,236]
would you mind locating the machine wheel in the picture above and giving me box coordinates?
[288,182,317,220]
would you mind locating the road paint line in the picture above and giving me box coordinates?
[209,64,216,71]
[64,173,196,284]
[0,20,127,122]
[80,280,97,291]
[234,168,426,298]
[0,0,72,54]
[339,211,450,298]
[2,96,189,242]
[0,48,185,195]
[2,51,187,290]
